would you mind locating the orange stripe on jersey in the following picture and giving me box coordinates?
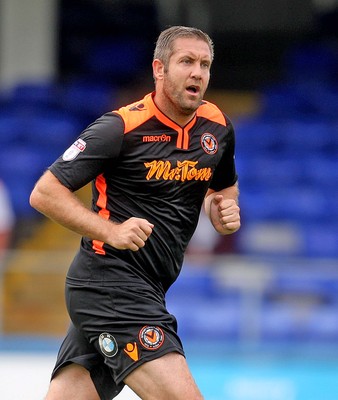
[197,101,227,126]
[92,174,110,255]
[115,93,191,149]
[115,95,155,134]
[147,94,196,150]
[114,93,226,150]
[182,116,197,149]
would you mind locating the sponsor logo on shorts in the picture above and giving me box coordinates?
[99,332,118,358]
[201,133,218,155]
[139,326,164,351]
[62,138,86,161]
[124,342,139,362]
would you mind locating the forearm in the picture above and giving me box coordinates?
[30,170,154,252]
[30,171,113,243]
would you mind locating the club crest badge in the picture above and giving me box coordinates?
[201,133,218,155]
[139,326,164,350]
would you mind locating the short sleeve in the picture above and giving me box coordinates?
[49,112,124,191]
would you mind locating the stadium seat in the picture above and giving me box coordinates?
[83,37,150,85]
[238,155,303,189]
[0,114,25,144]
[0,146,47,217]
[281,119,332,154]
[59,79,118,124]
[9,80,59,108]
[235,118,284,156]
[282,39,338,83]
[259,303,298,340]
[301,224,338,258]
[167,296,241,341]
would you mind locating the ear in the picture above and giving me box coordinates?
[152,59,164,80]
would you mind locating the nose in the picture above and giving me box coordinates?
[190,63,202,79]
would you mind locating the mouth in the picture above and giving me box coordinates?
[186,85,200,95]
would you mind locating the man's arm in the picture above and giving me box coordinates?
[204,182,240,235]
[30,170,153,251]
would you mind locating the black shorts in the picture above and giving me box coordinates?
[52,282,185,400]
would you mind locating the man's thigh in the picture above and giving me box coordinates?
[124,352,204,400]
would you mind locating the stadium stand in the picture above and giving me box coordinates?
[1,28,338,345]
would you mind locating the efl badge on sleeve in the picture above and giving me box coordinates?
[62,138,86,161]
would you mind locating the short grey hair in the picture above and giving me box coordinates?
[153,26,214,69]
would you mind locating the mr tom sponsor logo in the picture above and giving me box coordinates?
[144,160,212,182]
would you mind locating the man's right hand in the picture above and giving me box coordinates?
[108,217,154,251]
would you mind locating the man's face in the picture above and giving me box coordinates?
[162,37,212,116]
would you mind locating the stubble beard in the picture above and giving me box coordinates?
[165,83,203,116]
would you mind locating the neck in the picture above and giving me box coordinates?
[153,91,196,127]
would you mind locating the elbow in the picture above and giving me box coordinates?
[29,186,40,211]
[29,184,46,213]
[29,170,55,212]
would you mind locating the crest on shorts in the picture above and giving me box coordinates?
[99,332,118,357]
[62,138,86,161]
[138,326,164,350]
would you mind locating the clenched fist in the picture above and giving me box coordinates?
[210,195,240,235]
[108,217,154,251]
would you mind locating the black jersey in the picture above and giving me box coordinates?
[49,92,237,293]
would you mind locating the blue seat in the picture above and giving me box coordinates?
[83,38,150,84]
[10,80,59,108]
[306,306,338,341]
[167,296,240,340]
[235,118,284,156]
[303,156,338,188]
[241,184,330,223]
[0,114,25,144]
[282,40,338,83]
[24,111,81,149]
[281,119,331,153]
[259,303,299,340]
[238,155,303,189]
[301,223,338,258]
[260,81,313,118]
[59,79,118,123]
[0,146,48,217]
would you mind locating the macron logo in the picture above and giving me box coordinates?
[143,134,171,143]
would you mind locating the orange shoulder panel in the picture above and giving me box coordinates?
[114,97,155,134]
[197,101,227,127]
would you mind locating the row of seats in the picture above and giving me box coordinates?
[0,79,118,217]
[236,117,338,155]
[166,262,338,342]
[234,39,338,257]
